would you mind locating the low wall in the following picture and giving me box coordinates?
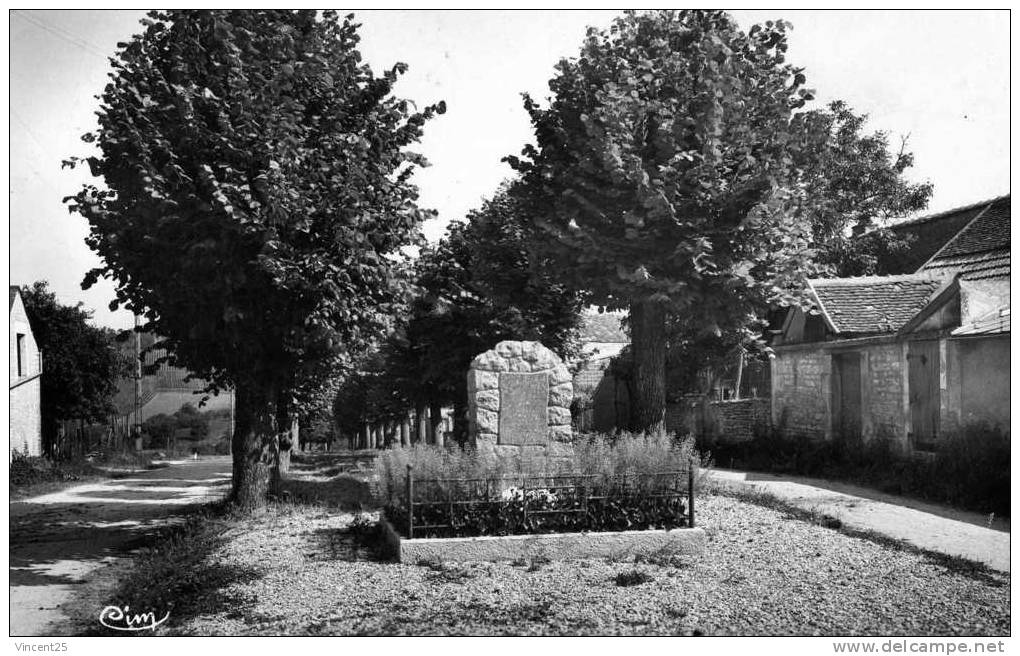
[666,397,771,443]
[380,521,706,563]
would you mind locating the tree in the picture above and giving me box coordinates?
[20,282,130,457]
[334,187,587,445]
[508,11,929,432]
[65,10,443,508]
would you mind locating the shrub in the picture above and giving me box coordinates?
[706,422,1009,516]
[378,432,705,504]
[378,432,707,537]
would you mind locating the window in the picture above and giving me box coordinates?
[16,333,25,377]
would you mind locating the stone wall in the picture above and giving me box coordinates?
[771,347,831,439]
[772,341,911,447]
[665,397,770,443]
[467,341,573,450]
[863,342,907,444]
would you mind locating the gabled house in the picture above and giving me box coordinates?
[771,195,1010,452]
[10,287,42,459]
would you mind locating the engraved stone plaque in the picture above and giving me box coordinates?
[498,372,549,446]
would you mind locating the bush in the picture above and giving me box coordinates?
[10,452,90,488]
[378,432,707,538]
[705,422,1009,516]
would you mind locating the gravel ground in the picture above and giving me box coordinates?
[159,485,1009,636]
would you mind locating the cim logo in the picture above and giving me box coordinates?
[99,605,170,632]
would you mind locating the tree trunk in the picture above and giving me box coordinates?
[429,401,444,447]
[413,404,425,444]
[733,350,744,401]
[400,417,409,447]
[452,400,469,447]
[630,298,668,435]
[359,422,368,450]
[231,384,277,510]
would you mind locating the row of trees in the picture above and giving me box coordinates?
[68,10,929,510]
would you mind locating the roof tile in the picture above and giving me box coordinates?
[810,275,943,334]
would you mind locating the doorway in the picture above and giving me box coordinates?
[831,352,862,441]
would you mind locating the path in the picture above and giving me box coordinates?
[9,456,231,636]
[710,469,1010,573]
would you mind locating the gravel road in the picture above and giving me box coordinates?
[9,457,231,636]
[167,489,1009,636]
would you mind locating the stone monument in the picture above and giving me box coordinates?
[466,340,573,451]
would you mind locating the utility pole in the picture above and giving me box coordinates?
[134,314,142,450]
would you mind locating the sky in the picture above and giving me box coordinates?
[8,9,1010,329]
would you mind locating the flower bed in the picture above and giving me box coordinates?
[378,432,704,539]
[388,472,693,538]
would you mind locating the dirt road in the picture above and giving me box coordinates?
[9,456,231,636]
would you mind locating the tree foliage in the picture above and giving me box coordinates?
[20,282,130,456]
[65,10,442,506]
[335,187,587,443]
[507,11,930,429]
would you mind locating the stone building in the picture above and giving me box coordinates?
[771,195,1010,451]
[9,287,42,459]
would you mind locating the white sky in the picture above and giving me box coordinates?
[8,9,1010,329]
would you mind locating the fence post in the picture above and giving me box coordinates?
[688,457,696,528]
[406,464,414,539]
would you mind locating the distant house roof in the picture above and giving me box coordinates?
[808,275,944,335]
[579,312,628,343]
[880,196,1005,273]
[920,195,1010,281]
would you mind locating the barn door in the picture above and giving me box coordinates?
[908,340,940,446]
[831,352,862,441]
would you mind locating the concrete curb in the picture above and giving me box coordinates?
[379,520,706,563]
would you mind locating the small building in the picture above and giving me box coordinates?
[771,195,1010,451]
[9,287,42,458]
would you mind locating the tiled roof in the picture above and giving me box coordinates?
[883,202,990,274]
[934,196,1010,259]
[926,250,1010,281]
[919,195,1010,281]
[809,275,944,335]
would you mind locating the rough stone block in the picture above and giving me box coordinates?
[474,390,500,412]
[549,425,574,442]
[475,408,498,435]
[550,364,572,386]
[549,382,573,407]
[548,406,572,426]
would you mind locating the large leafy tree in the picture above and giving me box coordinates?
[508,11,929,432]
[66,10,443,508]
[20,282,131,458]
